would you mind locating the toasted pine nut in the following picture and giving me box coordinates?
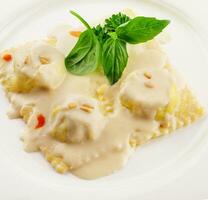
[80,105,93,113]
[144,81,154,88]
[39,56,50,65]
[144,72,152,79]
[24,56,30,65]
[81,104,94,109]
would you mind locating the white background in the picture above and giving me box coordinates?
[0,0,208,199]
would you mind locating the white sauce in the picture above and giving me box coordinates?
[0,24,185,179]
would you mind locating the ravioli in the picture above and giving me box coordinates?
[0,11,204,179]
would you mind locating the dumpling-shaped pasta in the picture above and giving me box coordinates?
[30,42,66,89]
[49,96,106,143]
[120,67,173,118]
[0,41,66,93]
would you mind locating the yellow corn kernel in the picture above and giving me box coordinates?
[51,157,62,167]
[49,118,68,143]
[156,86,204,136]
[129,138,138,148]
[159,128,170,135]
[68,103,77,109]
[152,131,161,139]
[96,84,108,96]
[176,119,184,128]
[175,87,204,126]
[40,147,69,174]
[96,84,108,102]
[56,130,68,143]
[165,84,180,114]
[51,106,61,118]
[20,104,34,122]
[50,129,67,143]
[55,163,69,174]
[196,106,205,116]
[2,73,35,93]
[46,36,57,46]
[45,151,54,162]
[88,132,95,141]
[155,84,180,121]
[100,100,114,115]
[155,107,166,121]
[105,105,114,113]
[120,97,135,112]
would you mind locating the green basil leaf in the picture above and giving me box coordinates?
[67,35,101,75]
[116,16,170,44]
[102,37,128,84]
[65,30,92,67]
[65,11,101,75]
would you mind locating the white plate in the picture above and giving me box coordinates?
[0,0,208,199]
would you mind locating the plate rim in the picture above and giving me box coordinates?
[0,0,208,198]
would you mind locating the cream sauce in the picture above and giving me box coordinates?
[0,24,181,179]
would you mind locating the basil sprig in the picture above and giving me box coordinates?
[65,11,100,75]
[65,11,170,84]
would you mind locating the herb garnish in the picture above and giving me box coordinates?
[65,11,170,84]
[65,11,100,75]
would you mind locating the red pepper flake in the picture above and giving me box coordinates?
[2,54,12,62]
[35,114,46,129]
